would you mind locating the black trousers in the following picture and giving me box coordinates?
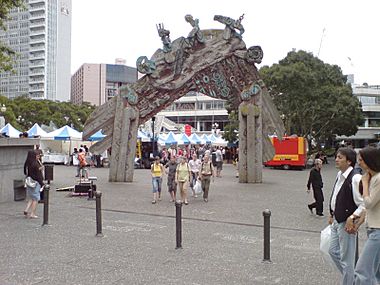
[309,187,324,214]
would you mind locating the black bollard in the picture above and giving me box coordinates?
[95,191,103,237]
[262,209,272,263]
[42,184,50,226]
[175,201,182,249]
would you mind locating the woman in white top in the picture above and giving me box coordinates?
[354,146,380,285]
[188,153,201,198]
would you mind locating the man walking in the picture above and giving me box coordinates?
[199,155,215,202]
[307,158,324,216]
[328,147,364,285]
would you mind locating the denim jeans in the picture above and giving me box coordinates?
[329,219,356,285]
[354,228,380,285]
[152,177,162,193]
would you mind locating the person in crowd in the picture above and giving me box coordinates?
[175,156,191,205]
[199,154,215,202]
[188,153,201,198]
[161,147,168,165]
[151,156,164,204]
[307,158,324,216]
[165,155,178,202]
[77,148,88,179]
[354,146,380,284]
[328,147,364,285]
[23,150,44,219]
[215,146,223,177]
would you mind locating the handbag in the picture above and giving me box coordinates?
[194,180,202,194]
[25,176,37,188]
[320,225,335,268]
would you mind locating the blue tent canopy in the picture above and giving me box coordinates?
[53,125,82,140]
[27,123,48,138]
[189,133,202,144]
[88,130,106,141]
[177,133,191,145]
[164,131,178,146]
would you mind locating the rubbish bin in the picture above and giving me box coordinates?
[44,164,54,182]
[14,180,26,201]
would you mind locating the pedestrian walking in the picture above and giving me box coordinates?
[307,158,324,216]
[151,156,164,204]
[354,146,380,285]
[188,153,201,198]
[199,155,215,202]
[165,155,178,202]
[328,147,365,285]
[23,150,44,219]
[175,156,191,205]
[215,146,223,177]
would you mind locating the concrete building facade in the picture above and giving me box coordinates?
[71,63,138,106]
[0,0,72,101]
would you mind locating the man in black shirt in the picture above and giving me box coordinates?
[307,158,324,216]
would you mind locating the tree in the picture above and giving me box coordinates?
[222,110,238,144]
[259,50,364,144]
[0,95,96,131]
[0,0,24,72]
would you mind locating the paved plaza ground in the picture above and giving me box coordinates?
[0,160,367,284]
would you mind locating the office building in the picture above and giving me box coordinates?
[0,0,72,101]
[71,63,138,106]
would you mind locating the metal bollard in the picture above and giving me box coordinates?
[262,209,272,263]
[95,191,103,237]
[175,201,182,249]
[42,184,50,226]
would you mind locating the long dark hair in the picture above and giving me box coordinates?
[24,150,37,175]
[359,146,380,173]
[358,146,380,195]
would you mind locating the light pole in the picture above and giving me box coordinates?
[151,116,156,157]
[0,104,6,129]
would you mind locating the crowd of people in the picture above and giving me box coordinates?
[306,145,380,284]
[149,146,226,204]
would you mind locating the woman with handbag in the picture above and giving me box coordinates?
[354,146,380,284]
[23,150,45,219]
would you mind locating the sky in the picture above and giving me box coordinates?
[71,0,380,85]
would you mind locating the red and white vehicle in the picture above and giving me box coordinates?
[264,135,308,170]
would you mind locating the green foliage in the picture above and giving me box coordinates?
[222,110,239,143]
[259,50,364,142]
[0,0,24,72]
[0,95,96,131]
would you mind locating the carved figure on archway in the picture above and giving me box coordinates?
[156,23,172,53]
[213,14,245,40]
[185,14,205,46]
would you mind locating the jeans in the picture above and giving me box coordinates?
[152,177,162,193]
[329,219,356,285]
[354,228,380,285]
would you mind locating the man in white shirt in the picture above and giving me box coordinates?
[328,147,364,285]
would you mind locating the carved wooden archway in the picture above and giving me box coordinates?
[83,15,285,183]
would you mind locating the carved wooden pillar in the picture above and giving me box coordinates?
[109,95,138,182]
[238,102,262,183]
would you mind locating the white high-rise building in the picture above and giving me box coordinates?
[0,0,71,101]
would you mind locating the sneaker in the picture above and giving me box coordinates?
[184,200,189,205]
[151,200,157,204]
[204,198,208,203]
[316,213,324,217]
[307,205,313,214]
[194,195,198,198]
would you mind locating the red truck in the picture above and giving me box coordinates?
[264,135,308,170]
